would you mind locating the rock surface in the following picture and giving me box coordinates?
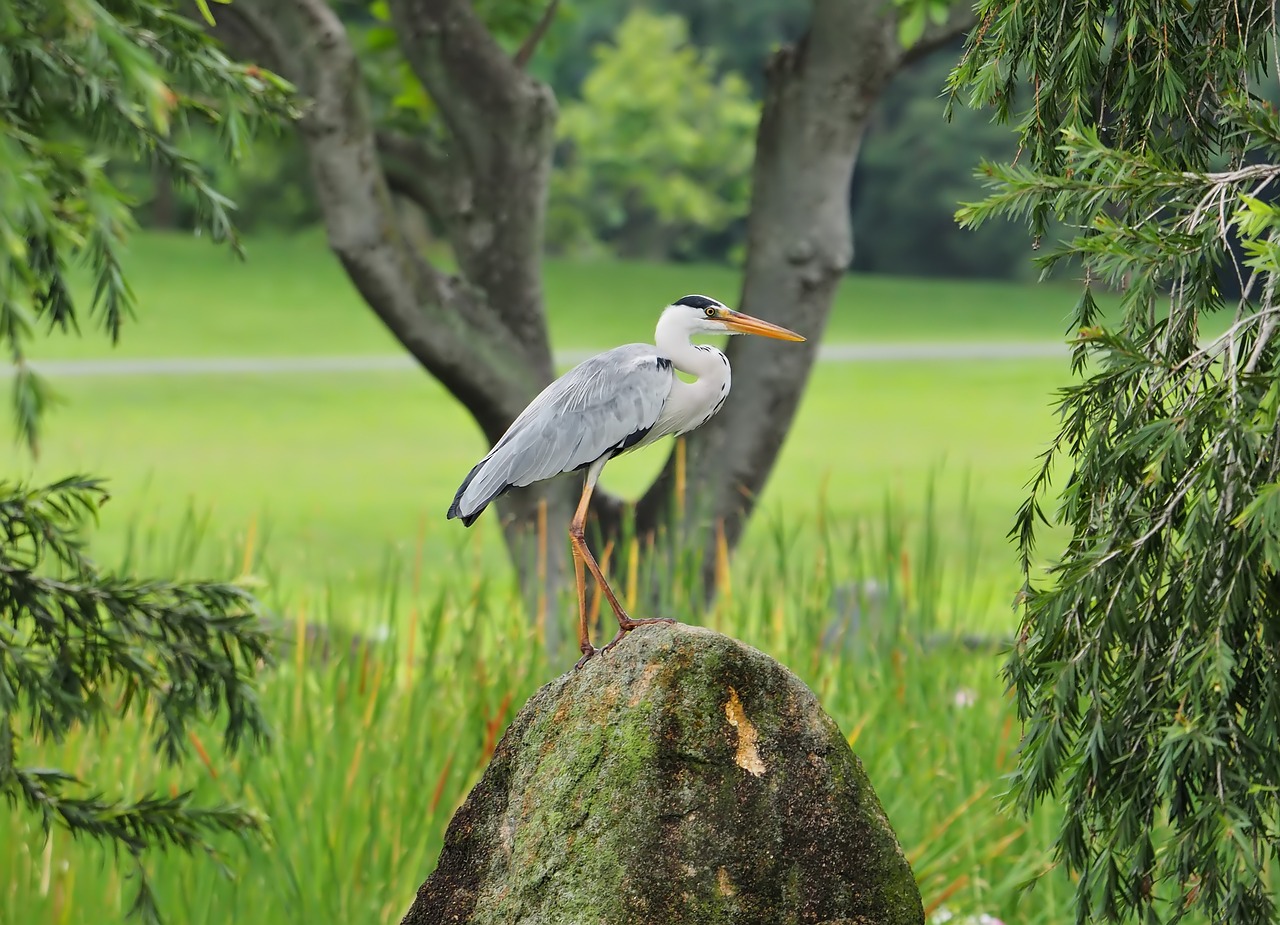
[400,623,922,925]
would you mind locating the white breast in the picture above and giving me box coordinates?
[648,345,732,443]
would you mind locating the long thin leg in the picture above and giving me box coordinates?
[571,538,593,670]
[570,459,673,668]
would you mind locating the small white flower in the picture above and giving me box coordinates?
[930,908,1005,925]
[952,687,978,708]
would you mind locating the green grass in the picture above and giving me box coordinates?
[23,230,1101,361]
[1,506,1071,925]
[3,231,1075,626]
[4,358,1064,626]
[1,232,1096,924]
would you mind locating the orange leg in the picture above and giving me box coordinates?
[570,464,674,669]
[571,536,592,669]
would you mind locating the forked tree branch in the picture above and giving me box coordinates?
[375,129,452,220]
[384,0,557,360]
[386,0,527,139]
[210,0,547,432]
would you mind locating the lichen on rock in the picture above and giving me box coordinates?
[399,623,923,925]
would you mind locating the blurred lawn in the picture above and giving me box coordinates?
[24,230,1096,360]
[4,231,1079,627]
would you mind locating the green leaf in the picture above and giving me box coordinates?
[897,5,927,47]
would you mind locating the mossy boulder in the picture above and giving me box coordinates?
[400,623,922,925]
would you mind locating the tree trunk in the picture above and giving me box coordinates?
[612,0,976,601]
[208,0,577,640]
[208,0,972,628]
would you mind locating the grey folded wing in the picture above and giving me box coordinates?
[448,345,673,524]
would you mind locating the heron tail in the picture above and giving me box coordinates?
[446,456,511,527]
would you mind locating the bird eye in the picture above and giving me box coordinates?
[704,307,717,318]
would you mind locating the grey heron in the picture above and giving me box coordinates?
[447,294,805,667]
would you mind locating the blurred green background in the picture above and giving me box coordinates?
[6,232,1086,620]
[2,3,1111,924]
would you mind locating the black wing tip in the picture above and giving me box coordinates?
[445,499,476,526]
[453,498,486,527]
[448,463,482,527]
[447,460,507,528]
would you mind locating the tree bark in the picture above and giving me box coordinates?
[151,160,176,229]
[610,0,976,600]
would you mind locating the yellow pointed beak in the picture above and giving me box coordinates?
[721,310,806,342]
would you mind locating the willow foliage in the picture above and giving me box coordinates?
[951,2,1280,923]
[2,2,289,921]
[0,0,290,451]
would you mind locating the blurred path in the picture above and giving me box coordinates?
[14,342,1066,378]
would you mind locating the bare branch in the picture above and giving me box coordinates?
[383,0,558,363]
[514,0,561,70]
[204,2,291,76]
[901,5,977,67]
[386,0,528,132]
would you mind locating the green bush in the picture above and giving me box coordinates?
[548,10,759,263]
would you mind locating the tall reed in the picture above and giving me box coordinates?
[2,486,1068,925]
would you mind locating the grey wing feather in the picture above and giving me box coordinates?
[448,345,673,524]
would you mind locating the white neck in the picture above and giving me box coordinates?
[655,308,730,378]
[652,308,733,437]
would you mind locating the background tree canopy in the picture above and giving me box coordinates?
[547,9,759,263]
[122,0,1024,278]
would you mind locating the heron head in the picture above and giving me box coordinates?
[669,294,805,341]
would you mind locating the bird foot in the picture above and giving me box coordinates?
[574,644,600,670]
[576,619,676,668]
[600,617,676,657]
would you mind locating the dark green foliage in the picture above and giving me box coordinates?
[1,477,274,923]
[1,2,288,922]
[0,0,291,451]
[854,45,1028,278]
[952,2,1280,923]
